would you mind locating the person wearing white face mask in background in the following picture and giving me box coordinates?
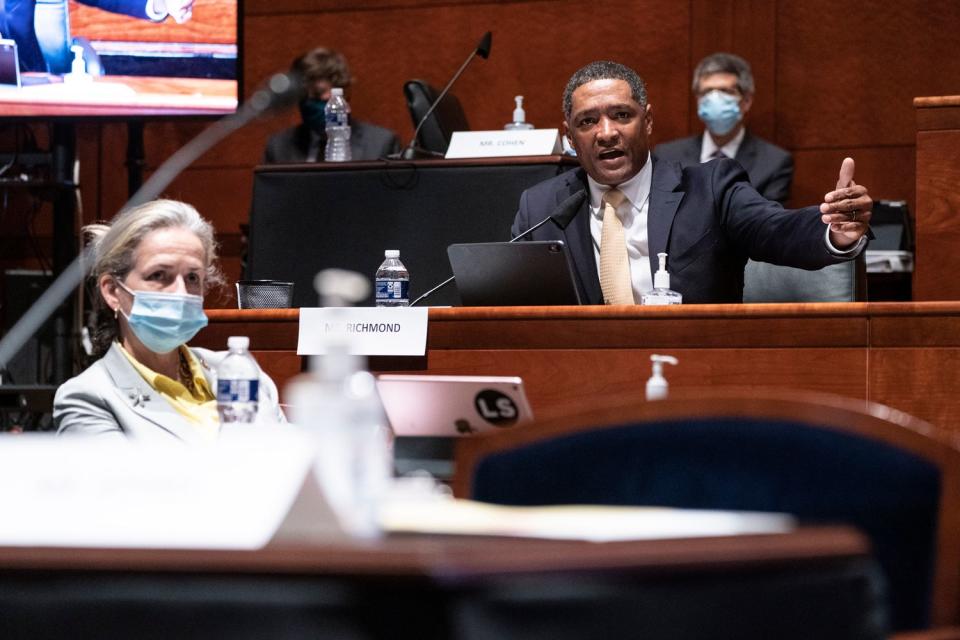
[654,52,793,204]
[53,199,284,442]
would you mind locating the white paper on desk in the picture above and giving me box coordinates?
[380,499,795,542]
[298,307,428,356]
[0,429,347,549]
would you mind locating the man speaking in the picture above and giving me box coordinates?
[511,60,871,305]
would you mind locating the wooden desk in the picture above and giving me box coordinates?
[0,528,882,639]
[915,96,960,300]
[197,303,960,445]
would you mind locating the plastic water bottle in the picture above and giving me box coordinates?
[216,336,260,424]
[286,272,392,539]
[324,87,352,162]
[375,250,409,307]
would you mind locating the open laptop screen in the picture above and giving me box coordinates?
[448,241,582,306]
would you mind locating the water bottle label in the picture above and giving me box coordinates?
[217,379,259,403]
[375,279,409,301]
[325,112,349,127]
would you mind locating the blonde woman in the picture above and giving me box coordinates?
[54,199,283,441]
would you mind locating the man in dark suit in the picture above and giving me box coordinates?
[263,47,400,163]
[511,61,871,305]
[654,52,792,204]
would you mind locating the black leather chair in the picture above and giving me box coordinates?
[403,79,470,154]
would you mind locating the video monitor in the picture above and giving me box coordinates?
[0,0,239,117]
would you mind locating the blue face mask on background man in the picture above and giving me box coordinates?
[697,90,742,137]
[117,281,208,354]
[299,98,328,134]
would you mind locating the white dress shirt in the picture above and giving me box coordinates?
[700,127,745,163]
[587,153,654,302]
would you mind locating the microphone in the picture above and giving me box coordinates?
[395,31,492,160]
[0,71,305,374]
[409,190,586,307]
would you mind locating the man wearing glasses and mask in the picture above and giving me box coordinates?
[655,52,793,205]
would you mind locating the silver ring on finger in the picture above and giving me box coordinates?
[850,209,859,222]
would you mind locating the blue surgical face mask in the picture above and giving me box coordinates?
[117,281,208,354]
[697,90,742,136]
[299,98,328,134]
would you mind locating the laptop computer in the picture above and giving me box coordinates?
[448,240,582,306]
[376,374,534,437]
[0,40,21,88]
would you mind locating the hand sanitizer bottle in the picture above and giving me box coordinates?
[504,95,535,130]
[64,45,92,84]
[646,354,678,400]
[641,252,682,305]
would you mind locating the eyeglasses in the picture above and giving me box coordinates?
[696,87,743,99]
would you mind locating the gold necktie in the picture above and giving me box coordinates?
[599,189,634,304]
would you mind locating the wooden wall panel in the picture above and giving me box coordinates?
[776,0,960,149]
[244,0,692,145]
[689,0,777,140]
[915,123,960,301]
[791,146,916,212]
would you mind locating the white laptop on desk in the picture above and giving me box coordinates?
[376,375,534,436]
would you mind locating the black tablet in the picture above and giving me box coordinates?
[448,240,582,306]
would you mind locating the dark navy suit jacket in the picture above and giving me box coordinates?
[654,131,794,204]
[510,158,848,304]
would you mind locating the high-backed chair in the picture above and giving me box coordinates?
[403,79,470,154]
[454,389,960,632]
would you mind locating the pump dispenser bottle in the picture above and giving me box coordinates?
[504,95,535,130]
[646,354,679,400]
[641,252,683,305]
[64,45,92,84]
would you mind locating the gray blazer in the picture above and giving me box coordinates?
[53,343,284,442]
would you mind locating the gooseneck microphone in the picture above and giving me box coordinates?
[395,31,492,160]
[409,190,586,307]
[0,72,305,373]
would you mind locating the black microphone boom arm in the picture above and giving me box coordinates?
[399,31,492,160]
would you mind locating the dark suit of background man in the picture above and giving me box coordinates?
[263,47,400,163]
[511,61,872,305]
[654,52,793,204]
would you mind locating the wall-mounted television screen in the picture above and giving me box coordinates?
[0,0,239,117]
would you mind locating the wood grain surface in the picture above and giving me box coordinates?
[198,303,960,444]
[70,0,236,44]
[915,121,960,300]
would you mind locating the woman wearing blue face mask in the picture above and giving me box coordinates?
[53,199,284,441]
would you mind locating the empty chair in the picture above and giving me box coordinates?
[403,79,470,154]
[454,389,960,632]
[743,255,867,302]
